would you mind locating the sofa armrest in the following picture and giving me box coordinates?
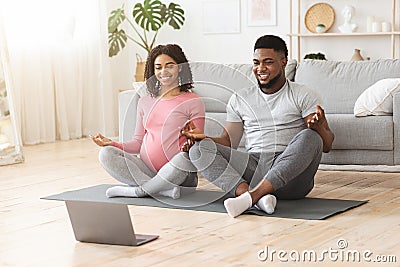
[118,90,140,142]
[394,92,400,164]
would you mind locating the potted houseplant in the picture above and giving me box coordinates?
[304,52,327,60]
[108,0,185,57]
[108,0,185,81]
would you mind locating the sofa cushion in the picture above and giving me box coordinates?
[354,78,400,117]
[131,60,297,113]
[285,59,297,81]
[205,112,246,148]
[190,62,255,113]
[203,112,226,137]
[295,59,400,114]
[191,60,297,112]
[326,114,393,150]
[132,81,147,97]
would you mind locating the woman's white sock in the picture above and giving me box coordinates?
[106,185,182,199]
[223,191,252,218]
[106,185,147,198]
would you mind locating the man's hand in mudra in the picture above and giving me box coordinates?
[180,120,206,152]
[181,120,206,141]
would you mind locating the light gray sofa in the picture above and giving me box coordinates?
[118,59,400,168]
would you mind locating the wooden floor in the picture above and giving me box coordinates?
[1,139,399,267]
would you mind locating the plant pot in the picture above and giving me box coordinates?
[135,54,146,82]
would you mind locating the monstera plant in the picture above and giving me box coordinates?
[108,0,185,57]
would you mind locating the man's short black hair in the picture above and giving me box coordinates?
[254,35,288,58]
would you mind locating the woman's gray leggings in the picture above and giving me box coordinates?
[99,146,198,194]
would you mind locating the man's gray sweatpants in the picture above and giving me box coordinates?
[188,129,323,199]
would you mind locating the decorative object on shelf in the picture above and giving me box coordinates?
[381,21,391,32]
[315,24,326,33]
[338,5,357,33]
[107,0,185,57]
[350,49,364,61]
[366,16,375,32]
[372,21,381,32]
[304,52,326,60]
[304,3,335,33]
[289,0,400,61]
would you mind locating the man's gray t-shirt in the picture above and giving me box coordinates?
[226,80,318,153]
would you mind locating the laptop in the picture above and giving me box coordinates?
[65,200,159,246]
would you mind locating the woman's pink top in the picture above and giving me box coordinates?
[112,92,205,172]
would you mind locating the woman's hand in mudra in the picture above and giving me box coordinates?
[180,138,194,152]
[90,133,112,147]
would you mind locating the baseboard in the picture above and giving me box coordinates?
[319,164,400,172]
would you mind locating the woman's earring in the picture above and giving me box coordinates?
[155,80,161,90]
[178,76,182,87]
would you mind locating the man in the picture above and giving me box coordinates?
[181,35,334,218]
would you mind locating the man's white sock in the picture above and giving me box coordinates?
[106,186,147,198]
[180,186,196,195]
[255,194,277,214]
[223,191,252,218]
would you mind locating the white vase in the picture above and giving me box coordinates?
[366,16,375,32]
[372,22,381,32]
[381,22,391,32]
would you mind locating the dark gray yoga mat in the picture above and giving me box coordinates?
[42,184,367,220]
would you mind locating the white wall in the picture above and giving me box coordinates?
[108,0,399,88]
[105,0,137,90]
[155,0,291,64]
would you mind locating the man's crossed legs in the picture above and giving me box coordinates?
[189,129,323,217]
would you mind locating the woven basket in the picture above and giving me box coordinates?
[305,3,335,33]
[135,54,146,82]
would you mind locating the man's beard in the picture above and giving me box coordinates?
[257,71,282,91]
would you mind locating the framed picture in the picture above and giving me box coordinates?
[202,0,241,34]
[247,0,277,26]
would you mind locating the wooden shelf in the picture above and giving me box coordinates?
[288,32,400,37]
[288,0,400,60]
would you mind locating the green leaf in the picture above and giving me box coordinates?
[107,1,186,57]
[108,8,126,33]
[108,29,128,57]
[132,0,164,31]
[164,3,185,30]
